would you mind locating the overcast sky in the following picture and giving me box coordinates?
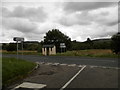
[1,0,119,43]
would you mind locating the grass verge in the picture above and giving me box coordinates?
[2,57,36,87]
[55,49,119,58]
[2,50,42,55]
[2,49,119,58]
[0,57,2,89]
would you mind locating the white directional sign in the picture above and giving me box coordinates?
[13,37,24,41]
[60,45,66,48]
[60,43,65,46]
[60,43,66,48]
[60,43,66,53]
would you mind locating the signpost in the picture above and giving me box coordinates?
[13,37,24,59]
[60,43,66,53]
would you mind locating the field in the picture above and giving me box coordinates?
[56,49,119,58]
[1,49,119,58]
[0,57,2,89]
[2,57,36,87]
[1,50,42,55]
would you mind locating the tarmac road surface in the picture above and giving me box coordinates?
[8,64,118,89]
[2,54,119,89]
[2,54,118,68]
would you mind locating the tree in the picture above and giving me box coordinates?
[111,32,120,54]
[85,38,93,49]
[37,43,42,53]
[43,29,71,52]
[2,43,8,50]
[7,43,17,51]
[86,38,92,43]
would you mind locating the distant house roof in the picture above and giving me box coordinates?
[42,45,55,48]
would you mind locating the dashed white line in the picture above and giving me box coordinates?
[90,65,120,69]
[68,64,76,67]
[60,65,86,90]
[52,63,60,66]
[45,62,52,65]
[60,64,67,66]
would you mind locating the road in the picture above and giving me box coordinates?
[66,66,118,88]
[3,54,119,89]
[2,54,118,68]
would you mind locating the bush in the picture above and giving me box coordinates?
[6,43,17,51]
[111,32,120,54]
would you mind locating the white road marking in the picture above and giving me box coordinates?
[78,65,86,68]
[52,63,60,66]
[38,62,45,64]
[60,64,67,66]
[45,62,52,65]
[68,64,76,67]
[60,65,86,90]
[12,82,46,90]
[90,65,120,69]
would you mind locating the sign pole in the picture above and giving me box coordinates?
[61,47,62,53]
[17,41,18,60]
[60,43,66,53]
[21,41,23,59]
[13,37,24,60]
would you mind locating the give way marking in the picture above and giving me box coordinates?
[60,65,86,90]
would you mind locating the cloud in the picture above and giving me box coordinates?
[59,11,92,26]
[59,22,118,41]
[64,2,117,12]
[2,6,47,22]
[1,2,118,43]
[61,2,118,27]
[90,7,118,26]
[3,17,37,33]
[119,4,120,23]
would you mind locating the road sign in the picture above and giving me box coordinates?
[60,45,66,48]
[60,43,66,53]
[13,37,24,59]
[13,37,24,41]
[60,43,66,48]
[60,43,65,46]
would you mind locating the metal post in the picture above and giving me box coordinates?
[61,48,62,53]
[21,41,23,59]
[17,41,18,60]
[14,37,24,60]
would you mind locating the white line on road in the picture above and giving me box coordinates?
[60,65,86,90]
[90,65,120,69]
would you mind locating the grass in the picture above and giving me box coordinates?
[2,57,36,87]
[2,50,42,55]
[55,49,119,58]
[0,57,2,89]
[1,49,119,58]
